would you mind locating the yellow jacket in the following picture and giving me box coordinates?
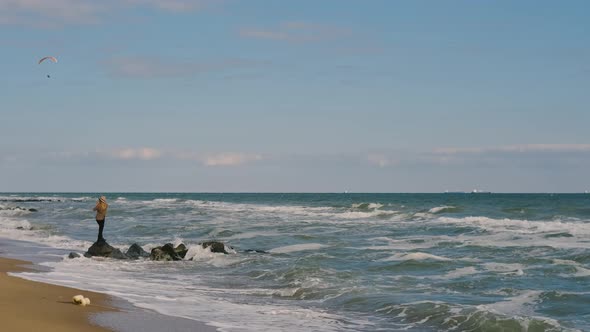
[93,200,108,220]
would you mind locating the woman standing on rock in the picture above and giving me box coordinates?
[93,196,108,243]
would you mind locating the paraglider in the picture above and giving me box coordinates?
[38,56,57,78]
[38,56,57,64]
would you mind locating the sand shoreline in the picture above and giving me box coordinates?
[0,240,219,332]
[0,256,115,332]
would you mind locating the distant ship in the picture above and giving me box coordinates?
[471,189,492,194]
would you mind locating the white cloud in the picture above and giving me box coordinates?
[422,143,590,168]
[16,144,590,171]
[111,148,162,160]
[361,144,590,169]
[203,153,262,167]
[0,0,215,26]
[104,56,266,79]
[239,21,351,43]
[434,144,590,155]
[367,154,395,168]
[123,0,208,12]
[41,148,263,167]
[239,29,290,41]
[0,0,102,26]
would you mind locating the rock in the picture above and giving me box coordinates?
[200,241,231,254]
[174,243,188,259]
[28,208,38,212]
[150,243,182,261]
[68,252,81,259]
[163,243,183,260]
[149,241,232,261]
[16,226,25,230]
[126,243,149,259]
[85,240,128,259]
[150,248,172,261]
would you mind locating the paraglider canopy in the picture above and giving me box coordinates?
[39,56,58,78]
[38,56,58,64]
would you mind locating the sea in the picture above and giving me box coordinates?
[0,193,589,331]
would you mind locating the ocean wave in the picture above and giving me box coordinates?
[412,212,434,220]
[152,198,179,203]
[0,196,63,202]
[552,259,590,277]
[0,223,90,252]
[339,210,398,219]
[477,290,541,317]
[0,206,35,216]
[428,206,458,214]
[0,216,33,231]
[436,216,590,237]
[376,299,573,332]
[0,195,91,202]
[437,266,479,279]
[350,202,384,210]
[185,199,399,221]
[381,252,452,262]
[481,262,525,276]
[184,243,238,262]
[269,243,327,254]
[363,236,442,251]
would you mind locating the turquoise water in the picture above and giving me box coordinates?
[1,193,589,331]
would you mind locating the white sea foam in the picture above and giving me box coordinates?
[482,262,525,276]
[412,212,433,219]
[440,267,479,279]
[0,216,32,231]
[0,195,90,202]
[477,290,541,316]
[0,208,33,217]
[381,252,451,262]
[13,257,354,332]
[553,259,590,277]
[436,216,590,236]
[269,243,327,254]
[339,210,398,219]
[185,199,399,222]
[184,244,237,262]
[0,215,94,253]
[351,203,384,209]
[152,198,178,203]
[363,235,459,251]
[428,206,455,214]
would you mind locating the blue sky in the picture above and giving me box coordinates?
[1,0,589,192]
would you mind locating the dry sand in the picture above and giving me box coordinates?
[0,256,115,332]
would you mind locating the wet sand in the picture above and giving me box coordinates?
[0,256,115,332]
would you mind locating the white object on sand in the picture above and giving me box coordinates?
[72,294,91,306]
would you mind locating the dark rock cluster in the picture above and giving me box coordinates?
[78,240,231,260]
[84,240,127,259]
[1,206,37,212]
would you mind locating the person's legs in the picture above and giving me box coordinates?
[96,219,105,242]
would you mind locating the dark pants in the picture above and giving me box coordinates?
[96,219,105,242]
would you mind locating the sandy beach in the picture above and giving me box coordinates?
[0,256,115,332]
